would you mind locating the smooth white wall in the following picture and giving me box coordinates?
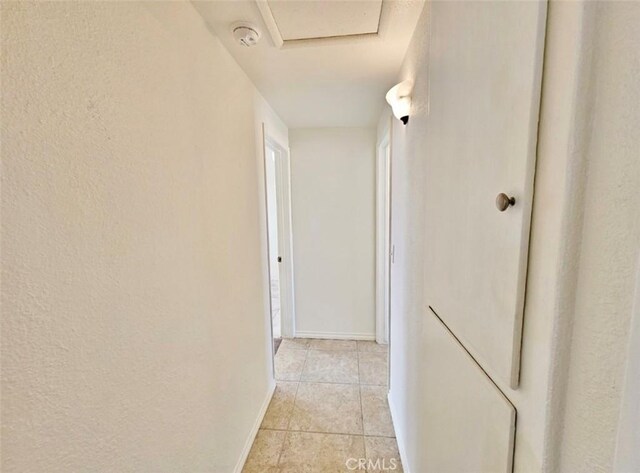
[290,128,376,339]
[384,1,640,472]
[1,2,287,472]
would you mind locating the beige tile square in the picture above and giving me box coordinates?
[361,385,395,437]
[358,351,388,386]
[278,431,365,473]
[357,341,388,353]
[242,429,286,473]
[280,338,310,350]
[364,436,403,472]
[309,339,357,351]
[262,382,298,430]
[301,350,359,384]
[275,348,307,381]
[290,382,363,434]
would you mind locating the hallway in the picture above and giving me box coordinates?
[243,339,401,472]
[3,1,639,472]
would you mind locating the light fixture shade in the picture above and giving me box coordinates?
[385,80,413,124]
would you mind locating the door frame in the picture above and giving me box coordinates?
[262,125,296,340]
[614,255,640,470]
[376,129,391,345]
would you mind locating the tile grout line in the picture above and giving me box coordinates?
[357,345,371,466]
[274,426,289,469]
[358,343,369,464]
[297,379,360,386]
[274,343,309,469]
[358,350,367,440]
[260,426,396,439]
[356,344,361,384]
[308,348,357,350]
[287,343,309,427]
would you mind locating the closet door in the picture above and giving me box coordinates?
[424,0,547,387]
[422,311,516,473]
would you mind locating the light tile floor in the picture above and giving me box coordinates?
[243,339,402,473]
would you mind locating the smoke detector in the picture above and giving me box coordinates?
[231,22,261,47]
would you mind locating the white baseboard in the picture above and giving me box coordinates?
[233,380,276,473]
[294,331,376,341]
[388,391,411,473]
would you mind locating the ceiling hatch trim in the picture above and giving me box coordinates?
[255,0,384,48]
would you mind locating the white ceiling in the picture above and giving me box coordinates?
[192,0,424,128]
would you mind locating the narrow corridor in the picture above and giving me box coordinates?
[242,339,402,472]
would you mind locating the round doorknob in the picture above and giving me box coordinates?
[495,193,516,211]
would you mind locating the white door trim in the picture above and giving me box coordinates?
[376,129,391,345]
[262,126,296,339]
[614,255,640,471]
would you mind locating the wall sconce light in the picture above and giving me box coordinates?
[385,81,413,125]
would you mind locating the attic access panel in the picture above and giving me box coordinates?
[258,0,382,45]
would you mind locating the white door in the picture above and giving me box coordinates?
[263,131,296,340]
[423,0,547,387]
[422,311,516,473]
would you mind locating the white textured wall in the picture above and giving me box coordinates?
[385,1,640,472]
[290,128,376,339]
[553,2,640,471]
[1,2,287,471]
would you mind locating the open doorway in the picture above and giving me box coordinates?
[376,130,391,346]
[375,125,392,390]
[263,127,295,358]
[265,144,282,347]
